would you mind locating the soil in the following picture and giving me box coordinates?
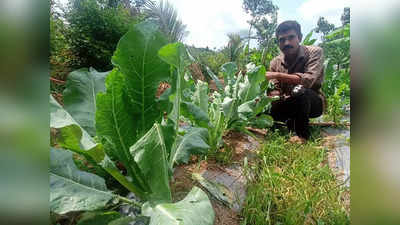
[171,161,241,225]
[170,130,265,225]
[223,130,263,161]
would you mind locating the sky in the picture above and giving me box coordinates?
[168,0,350,49]
[58,0,350,49]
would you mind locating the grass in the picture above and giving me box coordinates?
[241,130,350,225]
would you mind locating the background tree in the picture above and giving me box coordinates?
[252,14,279,67]
[50,0,147,97]
[225,33,244,63]
[242,0,278,59]
[341,7,350,26]
[63,0,138,71]
[315,16,335,36]
[50,0,82,95]
[242,0,278,23]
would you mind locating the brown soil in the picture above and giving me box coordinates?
[208,78,225,92]
[170,131,262,225]
[223,130,263,161]
[171,162,240,225]
[156,82,171,98]
[212,201,240,225]
[188,63,206,82]
[223,131,249,161]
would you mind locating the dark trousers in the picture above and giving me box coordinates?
[270,89,323,139]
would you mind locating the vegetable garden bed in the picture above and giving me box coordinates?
[50,21,350,225]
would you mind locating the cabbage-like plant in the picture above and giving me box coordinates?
[50,21,215,225]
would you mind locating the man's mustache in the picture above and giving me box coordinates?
[283,45,293,51]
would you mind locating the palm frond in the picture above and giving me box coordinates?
[144,0,188,42]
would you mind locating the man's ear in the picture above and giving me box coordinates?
[298,33,303,42]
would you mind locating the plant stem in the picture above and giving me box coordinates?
[247,22,253,62]
[117,195,142,208]
[175,66,181,133]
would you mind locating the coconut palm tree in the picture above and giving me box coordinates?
[226,33,244,62]
[144,0,188,42]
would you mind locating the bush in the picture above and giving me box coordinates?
[64,0,140,71]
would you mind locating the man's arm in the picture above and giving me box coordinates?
[266,47,324,88]
[294,47,324,88]
[266,72,301,84]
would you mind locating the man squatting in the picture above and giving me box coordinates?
[266,20,325,144]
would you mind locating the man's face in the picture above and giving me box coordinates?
[277,29,301,56]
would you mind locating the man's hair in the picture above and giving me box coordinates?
[276,20,302,40]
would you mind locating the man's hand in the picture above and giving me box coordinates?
[266,72,301,85]
[268,89,281,97]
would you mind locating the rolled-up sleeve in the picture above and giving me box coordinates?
[295,47,324,89]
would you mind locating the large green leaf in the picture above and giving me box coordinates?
[221,62,238,87]
[111,21,170,139]
[208,93,226,151]
[63,68,109,136]
[192,173,233,207]
[142,186,215,225]
[237,96,274,121]
[205,65,223,91]
[181,101,209,128]
[158,43,211,168]
[169,127,209,168]
[99,155,147,199]
[50,95,104,161]
[251,114,274,128]
[158,42,188,131]
[76,211,121,225]
[237,100,255,121]
[130,123,172,203]
[51,95,147,198]
[192,80,209,114]
[239,65,266,102]
[96,70,149,195]
[221,96,234,121]
[302,30,317,46]
[326,24,350,40]
[108,216,149,225]
[108,217,134,225]
[160,118,176,159]
[158,42,187,69]
[50,148,114,214]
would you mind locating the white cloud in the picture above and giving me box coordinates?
[169,0,252,49]
[297,0,349,27]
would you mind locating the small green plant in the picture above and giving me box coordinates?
[302,29,317,46]
[182,62,275,152]
[211,62,275,134]
[325,82,349,123]
[213,143,234,165]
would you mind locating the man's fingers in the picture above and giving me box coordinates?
[268,90,280,97]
